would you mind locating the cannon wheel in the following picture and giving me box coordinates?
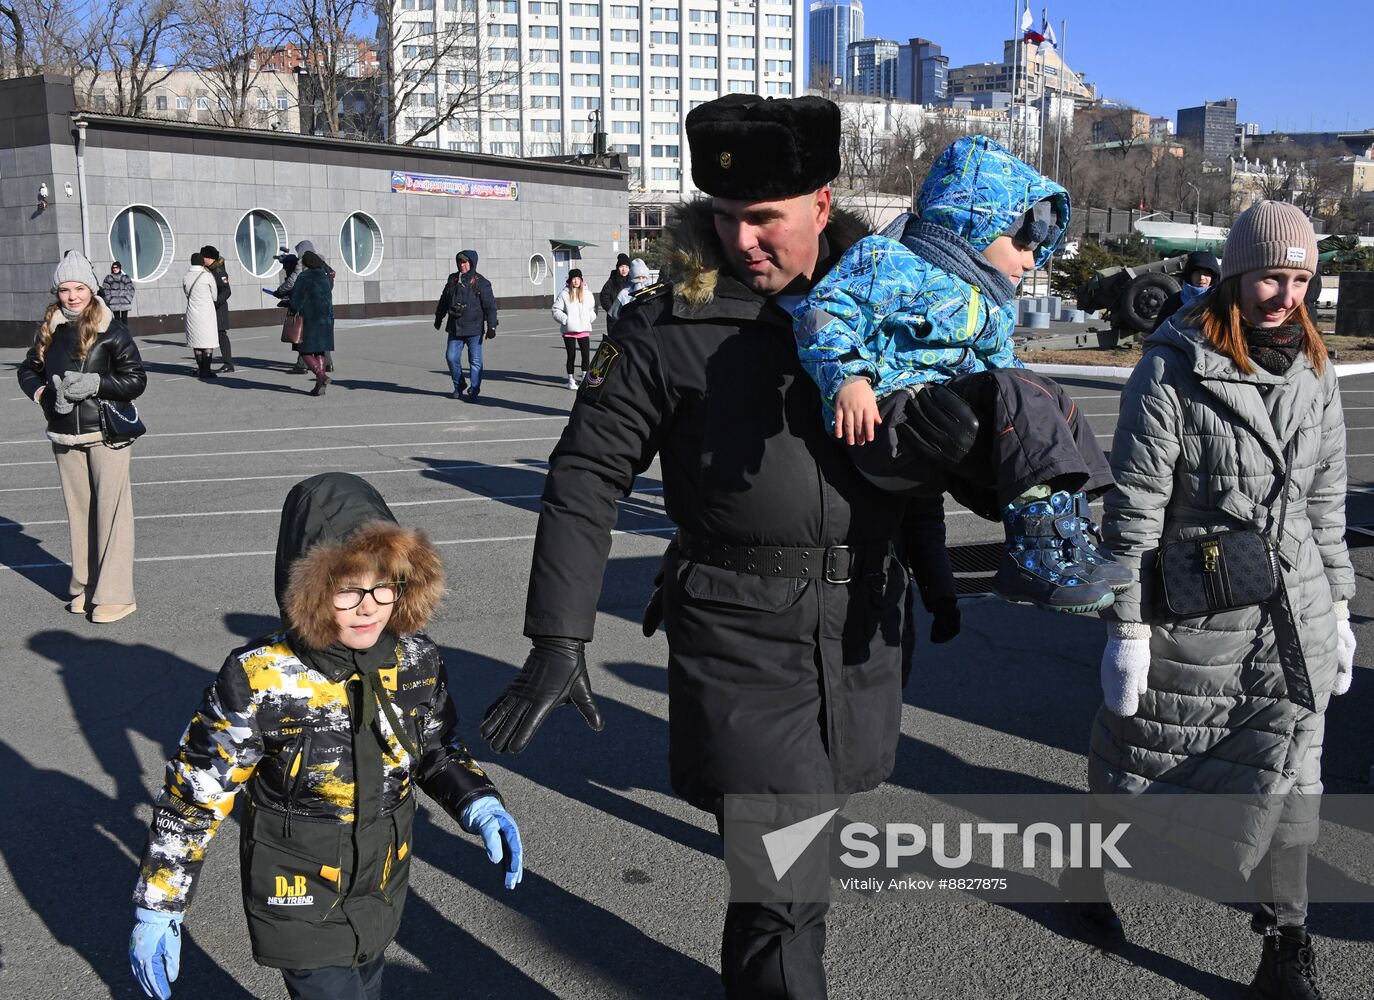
[1119,272,1182,333]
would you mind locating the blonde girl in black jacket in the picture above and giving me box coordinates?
[16,251,146,623]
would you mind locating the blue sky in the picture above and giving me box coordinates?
[860,0,1372,133]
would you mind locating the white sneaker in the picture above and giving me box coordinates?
[566,375,578,390]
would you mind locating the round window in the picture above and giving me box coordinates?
[234,209,287,277]
[340,212,384,275]
[108,205,174,282]
[529,253,549,284]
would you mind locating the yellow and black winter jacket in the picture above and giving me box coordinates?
[134,474,499,969]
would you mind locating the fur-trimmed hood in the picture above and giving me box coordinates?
[275,473,444,651]
[658,198,872,309]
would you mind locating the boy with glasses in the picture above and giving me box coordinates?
[130,473,521,1000]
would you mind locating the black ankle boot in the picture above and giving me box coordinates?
[1061,867,1126,949]
[1252,927,1323,999]
[196,354,217,379]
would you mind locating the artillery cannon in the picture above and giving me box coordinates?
[1075,254,1192,337]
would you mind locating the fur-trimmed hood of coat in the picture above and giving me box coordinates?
[658,198,872,309]
[275,473,444,651]
[40,294,113,339]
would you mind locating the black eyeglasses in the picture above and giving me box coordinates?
[332,581,405,611]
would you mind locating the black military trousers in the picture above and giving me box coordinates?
[281,957,385,1000]
[716,816,831,1000]
[851,368,1114,520]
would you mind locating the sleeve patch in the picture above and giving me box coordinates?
[582,340,622,391]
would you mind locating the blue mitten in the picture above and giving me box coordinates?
[460,795,524,889]
[60,371,101,401]
[130,907,183,999]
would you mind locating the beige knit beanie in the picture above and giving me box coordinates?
[1220,201,1317,280]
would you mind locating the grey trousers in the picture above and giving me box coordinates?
[52,441,135,605]
[1252,842,1310,930]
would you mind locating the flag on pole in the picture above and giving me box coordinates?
[1040,9,1057,49]
[1020,5,1036,38]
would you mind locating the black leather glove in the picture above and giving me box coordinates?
[894,383,980,470]
[641,584,664,637]
[484,326,497,340]
[481,637,603,753]
[929,599,961,644]
[434,318,442,330]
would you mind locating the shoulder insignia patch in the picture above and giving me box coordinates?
[632,281,670,301]
[582,340,622,391]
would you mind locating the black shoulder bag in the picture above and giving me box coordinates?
[1155,439,1313,709]
[98,399,146,448]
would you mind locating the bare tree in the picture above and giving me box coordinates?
[284,0,367,137]
[0,2,26,76]
[185,0,286,128]
[88,0,185,115]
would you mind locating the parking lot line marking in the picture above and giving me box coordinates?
[1,487,666,530]
[3,525,678,570]
[0,435,564,467]
[0,415,566,447]
[0,458,553,494]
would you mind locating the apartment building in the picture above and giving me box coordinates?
[389,0,805,197]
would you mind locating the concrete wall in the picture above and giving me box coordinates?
[0,75,630,345]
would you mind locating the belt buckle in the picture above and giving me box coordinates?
[823,545,853,584]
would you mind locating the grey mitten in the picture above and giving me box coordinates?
[51,374,75,414]
[61,371,101,401]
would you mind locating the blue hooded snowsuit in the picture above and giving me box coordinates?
[796,136,1070,426]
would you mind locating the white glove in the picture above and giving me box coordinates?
[1101,629,1151,718]
[1334,600,1355,696]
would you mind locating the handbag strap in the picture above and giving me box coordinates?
[1268,435,1315,711]
[1269,437,1297,546]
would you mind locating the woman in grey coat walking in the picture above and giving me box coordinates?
[1079,201,1355,999]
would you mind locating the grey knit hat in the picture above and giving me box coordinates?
[1221,201,1318,280]
[52,250,102,294]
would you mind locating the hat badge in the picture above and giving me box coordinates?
[719,151,732,170]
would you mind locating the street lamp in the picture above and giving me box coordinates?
[1186,181,1202,249]
[903,164,915,213]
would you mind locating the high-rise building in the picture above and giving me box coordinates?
[386,0,805,196]
[946,38,1092,104]
[1176,97,1238,161]
[847,38,898,99]
[807,0,863,90]
[895,37,946,104]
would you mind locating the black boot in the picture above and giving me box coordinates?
[309,374,328,397]
[1252,927,1323,999]
[196,353,217,379]
[1060,867,1126,950]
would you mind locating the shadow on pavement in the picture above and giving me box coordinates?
[0,517,68,599]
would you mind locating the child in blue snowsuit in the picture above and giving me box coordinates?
[795,135,1127,614]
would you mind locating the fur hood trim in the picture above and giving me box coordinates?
[285,521,445,651]
[660,198,872,308]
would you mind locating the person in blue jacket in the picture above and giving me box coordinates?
[795,135,1128,614]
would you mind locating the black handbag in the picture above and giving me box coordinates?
[1155,439,1314,710]
[97,398,146,448]
[1157,443,1292,617]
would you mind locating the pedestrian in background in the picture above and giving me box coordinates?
[17,251,146,624]
[434,249,498,400]
[607,257,651,332]
[199,245,234,373]
[183,252,220,380]
[551,268,596,389]
[1083,201,1353,999]
[293,240,336,373]
[290,251,335,397]
[100,260,135,324]
[598,252,632,313]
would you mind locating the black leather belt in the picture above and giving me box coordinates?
[677,530,886,584]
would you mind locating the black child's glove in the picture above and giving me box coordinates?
[894,383,980,469]
[929,599,961,644]
[481,637,604,753]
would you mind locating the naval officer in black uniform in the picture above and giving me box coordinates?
[481,93,953,998]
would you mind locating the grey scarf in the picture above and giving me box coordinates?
[899,220,1016,309]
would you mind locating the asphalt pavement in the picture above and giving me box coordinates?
[1,309,1371,999]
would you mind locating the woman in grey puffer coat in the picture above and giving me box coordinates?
[100,261,135,322]
[1081,202,1354,999]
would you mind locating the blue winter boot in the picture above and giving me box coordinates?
[1064,492,1133,594]
[993,490,1115,614]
